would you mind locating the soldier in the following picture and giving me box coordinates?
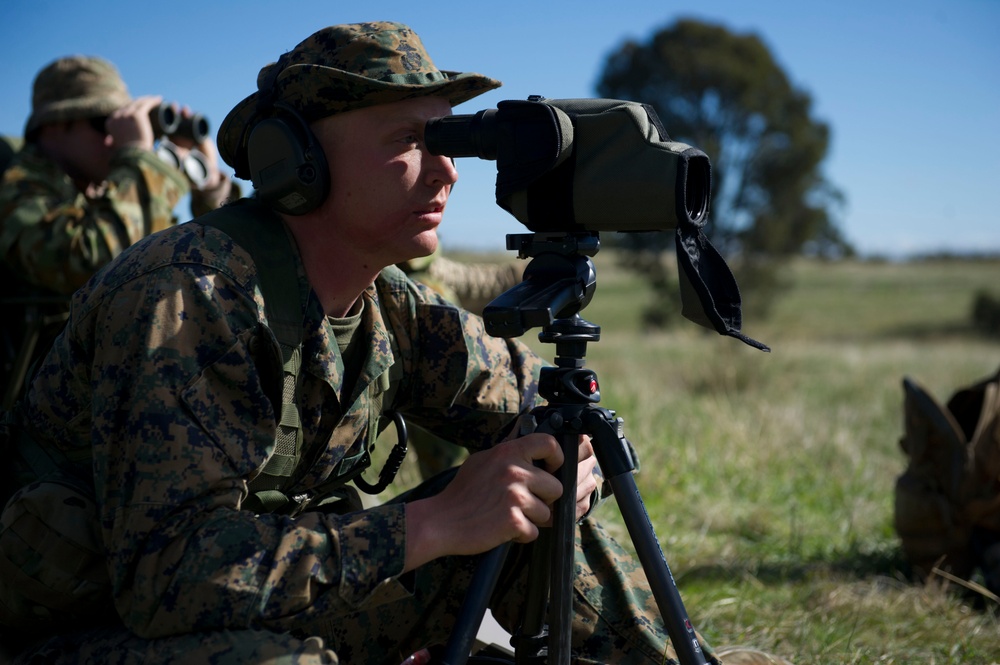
[0,22,788,665]
[0,55,237,407]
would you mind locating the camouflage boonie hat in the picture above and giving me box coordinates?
[218,21,502,178]
[24,55,131,136]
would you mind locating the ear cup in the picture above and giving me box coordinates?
[246,107,330,216]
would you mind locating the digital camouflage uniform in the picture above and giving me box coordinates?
[0,136,22,173]
[0,141,188,295]
[398,249,525,318]
[398,250,526,480]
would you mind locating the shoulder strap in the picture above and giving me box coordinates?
[199,203,308,513]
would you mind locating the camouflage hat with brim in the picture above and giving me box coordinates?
[219,21,502,178]
[25,55,131,136]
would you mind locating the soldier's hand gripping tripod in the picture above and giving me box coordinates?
[438,232,710,665]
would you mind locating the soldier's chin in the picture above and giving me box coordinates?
[411,230,439,258]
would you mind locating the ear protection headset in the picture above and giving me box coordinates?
[242,56,330,215]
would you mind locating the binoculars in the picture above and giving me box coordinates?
[149,103,210,143]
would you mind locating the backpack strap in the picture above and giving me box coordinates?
[199,203,309,514]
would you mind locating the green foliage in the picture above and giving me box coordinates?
[597,19,849,258]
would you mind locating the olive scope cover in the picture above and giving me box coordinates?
[426,97,768,351]
[426,97,711,233]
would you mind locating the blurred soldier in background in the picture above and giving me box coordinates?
[0,55,238,408]
[399,247,524,316]
[398,248,525,480]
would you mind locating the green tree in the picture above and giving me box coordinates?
[597,19,852,324]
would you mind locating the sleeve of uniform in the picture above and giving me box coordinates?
[380,275,546,450]
[25,227,406,638]
[0,146,188,295]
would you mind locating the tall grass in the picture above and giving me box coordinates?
[566,255,1000,663]
[379,253,1000,662]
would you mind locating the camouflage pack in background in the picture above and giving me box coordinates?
[895,367,1000,592]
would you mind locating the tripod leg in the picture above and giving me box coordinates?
[610,473,708,665]
[548,429,578,665]
[441,542,512,665]
[511,533,550,663]
[584,410,709,665]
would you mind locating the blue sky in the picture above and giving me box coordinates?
[1,0,997,257]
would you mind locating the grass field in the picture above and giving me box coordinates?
[384,252,1000,662]
[562,254,1000,664]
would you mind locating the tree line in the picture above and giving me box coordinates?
[595,18,853,325]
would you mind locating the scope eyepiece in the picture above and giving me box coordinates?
[425,110,498,160]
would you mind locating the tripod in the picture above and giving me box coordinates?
[438,232,709,665]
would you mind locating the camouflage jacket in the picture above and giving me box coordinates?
[0,142,189,296]
[16,200,544,638]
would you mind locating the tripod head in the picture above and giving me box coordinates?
[482,231,599,340]
[481,231,606,409]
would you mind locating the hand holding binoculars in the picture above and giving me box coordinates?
[149,102,210,143]
[155,138,212,189]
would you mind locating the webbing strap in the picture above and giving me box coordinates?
[198,204,308,513]
[369,370,391,454]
